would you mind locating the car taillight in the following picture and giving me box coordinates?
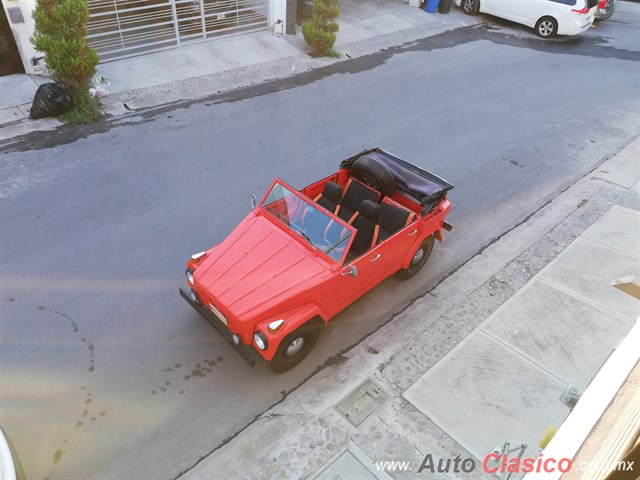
[571,6,590,14]
[596,0,607,7]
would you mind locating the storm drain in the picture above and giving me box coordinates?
[335,379,390,427]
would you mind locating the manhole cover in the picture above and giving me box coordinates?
[335,379,390,427]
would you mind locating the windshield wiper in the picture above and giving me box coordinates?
[325,234,350,255]
[268,209,289,224]
[297,230,317,249]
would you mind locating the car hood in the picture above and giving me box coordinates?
[194,212,330,321]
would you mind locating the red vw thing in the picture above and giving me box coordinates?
[180,149,453,372]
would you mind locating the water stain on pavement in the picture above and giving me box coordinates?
[152,357,223,394]
[5,299,109,471]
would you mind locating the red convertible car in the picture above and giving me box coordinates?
[180,149,453,372]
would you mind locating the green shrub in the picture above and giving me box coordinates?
[31,0,101,123]
[302,0,340,57]
[59,90,102,125]
[302,24,337,57]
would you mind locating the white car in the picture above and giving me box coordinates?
[0,427,17,480]
[455,0,597,38]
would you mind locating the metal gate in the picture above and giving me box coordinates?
[86,0,269,62]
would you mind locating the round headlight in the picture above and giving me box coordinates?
[186,268,195,285]
[253,332,268,351]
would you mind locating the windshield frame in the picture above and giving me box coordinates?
[258,178,356,265]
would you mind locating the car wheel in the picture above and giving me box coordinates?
[400,236,435,279]
[535,16,558,38]
[269,321,321,373]
[461,0,479,15]
[351,155,396,197]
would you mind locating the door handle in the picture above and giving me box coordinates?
[370,254,381,262]
[408,229,418,236]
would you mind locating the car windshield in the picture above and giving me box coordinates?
[261,181,352,263]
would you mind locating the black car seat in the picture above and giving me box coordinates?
[314,181,343,215]
[338,178,380,223]
[350,200,381,257]
[378,202,416,243]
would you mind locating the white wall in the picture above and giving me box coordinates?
[1,0,43,75]
[269,0,287,32]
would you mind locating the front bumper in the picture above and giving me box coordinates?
[179,287,257,366]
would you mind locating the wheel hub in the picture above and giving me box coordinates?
[286,337,305,356]
[540,22,553,36]
[412,248,424,264]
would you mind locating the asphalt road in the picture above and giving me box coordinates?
[1,5,639,479]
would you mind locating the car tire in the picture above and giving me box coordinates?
[400,236,435,279]
[269,321,321,373]
[461,0,480,15]
[535,16,558,38]
[351,155,396,197]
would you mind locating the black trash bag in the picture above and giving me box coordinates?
[30,83,73,119]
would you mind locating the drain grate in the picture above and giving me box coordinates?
[335,379,390,427]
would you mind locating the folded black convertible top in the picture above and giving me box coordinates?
[340,148,454,215]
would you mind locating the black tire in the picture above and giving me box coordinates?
[535,16,558,38]
[350,155,396,197]
[269,321,321,373]
[400,236,435,279]
[461,0,479,15]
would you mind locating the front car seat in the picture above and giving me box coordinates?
[349,199,381,257]
[314,181,343,215]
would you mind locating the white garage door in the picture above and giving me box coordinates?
[86,0,269,62]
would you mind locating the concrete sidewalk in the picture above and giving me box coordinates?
[0,1,477,138]
[178,137,639,480]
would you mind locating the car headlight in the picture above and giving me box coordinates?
[186,268,195,285]
[254,332,268,350]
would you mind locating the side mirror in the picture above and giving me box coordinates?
[342,265,358,278]
[251,193,257,209]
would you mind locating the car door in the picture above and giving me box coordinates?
[499,0,546,26]
[378,221,421,273]
[339,242,389,308]
[481,0,503,16]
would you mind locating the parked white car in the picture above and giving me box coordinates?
[455,0,598,38]
[0,427,17,480]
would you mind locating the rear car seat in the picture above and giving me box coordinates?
[338,178,380,223]
[378,202,416,243]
